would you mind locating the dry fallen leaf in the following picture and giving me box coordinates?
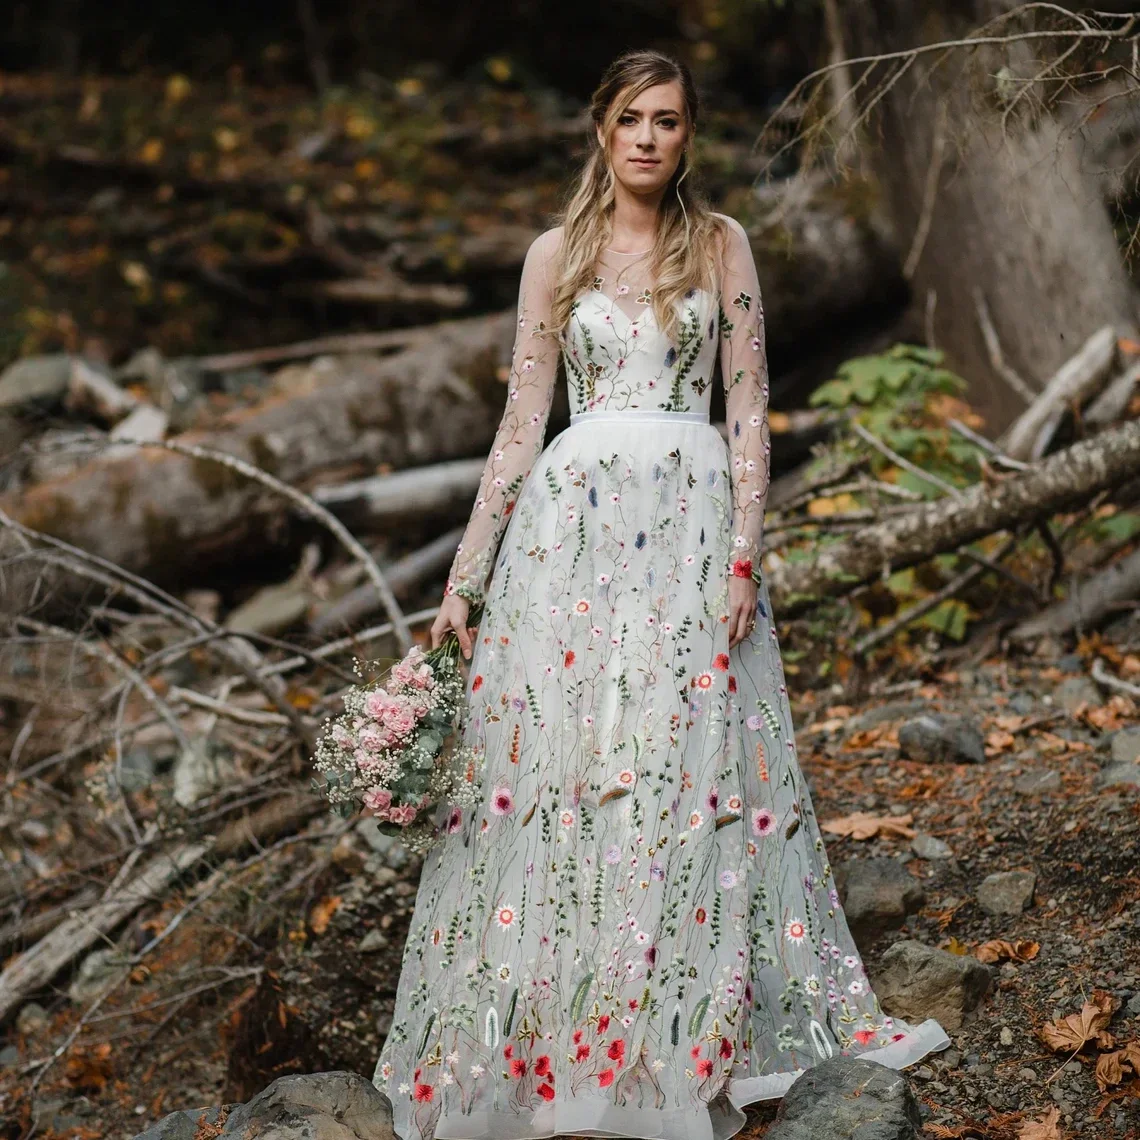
[1095,1041,1140,1091]
[944,936,971,956]
[975,939,1041,964]
[1040,990,1117,1054]
[308,894,341,935]
[1017,1106,1062,1140]
[820,811,916,840]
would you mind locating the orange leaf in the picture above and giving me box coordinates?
[308,894,341,935]
[1017,1106,1062,1140]
[975,939,1040,964]
[820,811,915,840]
[1040,990,1117,1053]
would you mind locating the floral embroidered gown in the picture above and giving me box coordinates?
[372,214,949,1140]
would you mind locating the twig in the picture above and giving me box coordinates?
[1091,656,1140,698]
[948,418,1030,470]
[974,286,1039,405]
[855,534,1018,654]
[849,421,965,498]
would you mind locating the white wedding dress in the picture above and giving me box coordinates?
[371,214,949,1140]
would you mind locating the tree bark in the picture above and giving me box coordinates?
[765,419,1140,615]
[839,0,1140,432]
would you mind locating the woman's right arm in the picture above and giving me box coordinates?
[433,228,562,656]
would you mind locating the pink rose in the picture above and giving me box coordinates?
[365,689,392,720]
[363,787,393,813]
[389,803,417,825]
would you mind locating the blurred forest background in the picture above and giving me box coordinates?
[3,3,1140,1139]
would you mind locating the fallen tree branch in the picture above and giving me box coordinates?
[999,325,1118,460]
[766,418,1140,616]
[1009,542,1140,642]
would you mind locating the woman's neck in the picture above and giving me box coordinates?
[607,185,662,254]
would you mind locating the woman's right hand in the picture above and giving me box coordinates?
[431,593,476,660]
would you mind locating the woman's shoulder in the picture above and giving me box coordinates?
[709,211,748,245]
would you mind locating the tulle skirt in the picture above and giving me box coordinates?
[372,408,948,1140]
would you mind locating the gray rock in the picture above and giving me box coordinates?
[221,1071,394,1139]
[911,833,953,861]
[130,1105,231,1140]
[0,354,72,410]
[1100,763,1140,790]
[1110,727,1140,766]
[1127,993,1140,1017]
[118,748,156,793]
[976,870,1036,915]
[766,1056,922,1140]
[68,947,130,1003]
[1008,691,1038,715]
[358,928,387,953]
[1014,769,1061,795]
[846,700,931,734]
[16,1001,48,1035]
[0,1044,20,1067]
[355,817,411,870]
[871,940,992,1031]
[834,858,926,944]
[1053,676,1103,713]
[898,715,985,765]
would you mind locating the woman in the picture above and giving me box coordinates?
[372,48,949,1140]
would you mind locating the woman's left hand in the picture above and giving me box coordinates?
[727,574,758,649]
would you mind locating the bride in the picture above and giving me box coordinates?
[373,46,948,1140]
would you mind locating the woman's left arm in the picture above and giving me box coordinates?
[716,214,771,643]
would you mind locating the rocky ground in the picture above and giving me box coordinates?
[6,615,1140,1140]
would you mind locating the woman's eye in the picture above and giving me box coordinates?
[658,119,678,129]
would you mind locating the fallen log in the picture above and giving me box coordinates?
[765,419,1140,616]
[3,312,514,584]
[1009,543,1140,643]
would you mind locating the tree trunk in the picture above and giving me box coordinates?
[839,0,1139,432]
[2,313,514,585]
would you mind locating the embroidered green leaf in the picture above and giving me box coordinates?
[503,987,519,1036]
[416,1011,436,1058]
[670,1005,682,1046]
[570,973,594,1022]
[688,993,712,1040]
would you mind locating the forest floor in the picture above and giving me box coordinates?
[9,613,1138,1140]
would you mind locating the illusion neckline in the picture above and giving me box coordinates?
[603,247,651,255]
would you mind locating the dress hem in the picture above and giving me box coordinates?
[396,1018,951,1140]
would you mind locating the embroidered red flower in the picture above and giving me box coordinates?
[537,1082,556,1100]
[695,907,707,924]
[728,674,737,693]
[696,1059,714,1078]
[503,1043,513,1059]
[414,1083,434,1102]
[713,652,730,671]
[564,650,576,667]
[509,1058,527,1078]
[607,1038,625,1063]
[731,558,753,579]
[719,1037,734,1059]
[597,1068,615,1087]
[854,1029,877,1045]
[575,1043,590,1062]
[472,674,484,692]
[534,1055,551,1077]
[597,1013,610,1034]
[572,1029,583,1044]
[690,1045,701,1059]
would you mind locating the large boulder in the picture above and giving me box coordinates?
[766,1055,922,1140]
[871,940,991,1031]
[132,1072,395,1140]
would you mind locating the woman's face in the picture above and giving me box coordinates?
[598,80,688,198]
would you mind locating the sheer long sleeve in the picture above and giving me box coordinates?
[444,229,561,607]
[716,214,771,580]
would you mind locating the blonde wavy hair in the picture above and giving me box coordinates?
[549,50,729,345]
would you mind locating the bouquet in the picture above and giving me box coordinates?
[311,622,484,854]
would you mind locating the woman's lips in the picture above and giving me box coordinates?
[631,158,659,166]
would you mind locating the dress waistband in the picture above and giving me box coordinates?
[569,409,710,425]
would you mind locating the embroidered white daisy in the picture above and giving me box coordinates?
[470,1063,485,1077]
[785,918,807,942]
[575,599,590,614]
[848,979,865,995]
[498,964,512,981]
[495,904,517,928]
[560,809,575,827]
[688,810,705,830]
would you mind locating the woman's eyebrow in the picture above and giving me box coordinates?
[623,107,682,117]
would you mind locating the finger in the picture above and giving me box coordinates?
[457,623,474,660]
[429,616,444,650]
